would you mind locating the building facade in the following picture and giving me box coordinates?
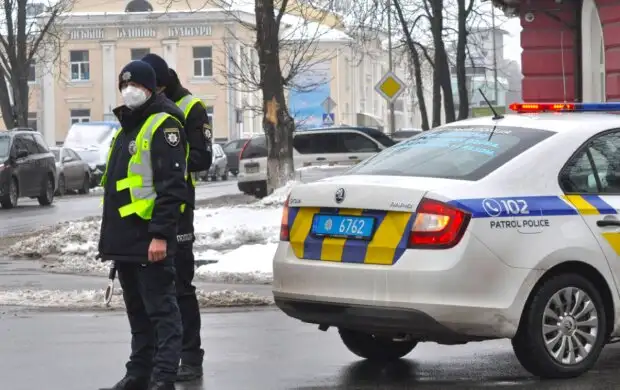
[494,0,620,104]
[26,0,414,145]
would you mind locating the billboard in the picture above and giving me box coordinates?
[288,61,331,129]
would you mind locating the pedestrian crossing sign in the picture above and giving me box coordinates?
[322,113,335,126]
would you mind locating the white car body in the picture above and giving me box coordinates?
[237,128,395,198]
[272,112,620,378]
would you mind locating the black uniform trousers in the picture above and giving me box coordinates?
[117,261,182,383]
[176,207,204,366]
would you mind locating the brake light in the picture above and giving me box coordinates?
[239,140,250,161]
[280,195,291,241]
[408,198,470,249]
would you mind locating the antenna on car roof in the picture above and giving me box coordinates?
[478,89,504,121]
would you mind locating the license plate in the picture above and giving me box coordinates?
[311,214,375,240]
[245,163,259,174]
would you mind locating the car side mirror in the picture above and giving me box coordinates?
[16,149,28,158]
[62,156,72,163]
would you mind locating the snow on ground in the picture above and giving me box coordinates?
[0,288,272,310]
[196,243,277,284]
[4,182,299,282]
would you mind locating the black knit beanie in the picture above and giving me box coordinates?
[141,53,170,88]
[118,60,157,92]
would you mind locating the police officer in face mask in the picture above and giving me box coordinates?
[141,53,211,382]
[98,60,188,390]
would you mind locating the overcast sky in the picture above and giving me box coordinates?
[502,17,522,63]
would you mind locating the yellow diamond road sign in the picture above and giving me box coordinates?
[375,71,406,103]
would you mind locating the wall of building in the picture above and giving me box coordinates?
[519,0,620,102]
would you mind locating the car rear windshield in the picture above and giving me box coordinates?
[346,126,555,180]
[240,136,267,159]
[0,135,9,158]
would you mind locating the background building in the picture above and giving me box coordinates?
[24,0,413,145]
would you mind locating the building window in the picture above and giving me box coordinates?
[28,112,37,130]
[131,48,150,61]
[70,109,90,124]
[70,50,90,81]
[28,61,36,82]
[193,46,213,77]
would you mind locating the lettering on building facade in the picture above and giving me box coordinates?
[168,25,212,37]
[117,27,157,39]
[69,28,105,40]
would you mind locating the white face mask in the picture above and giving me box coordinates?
[121,85,148,109]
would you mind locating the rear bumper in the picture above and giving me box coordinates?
[274,297,479,343]
[238,180,266,194]
[273,233,543,341]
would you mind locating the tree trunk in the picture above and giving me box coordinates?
[456,0,469,120]
[430,0,455,124]
[0,68,15,129]
[256,0,295,193]
[393,0,429,130]
[431,63,442,127]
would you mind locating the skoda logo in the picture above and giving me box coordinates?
[335,188,345,204]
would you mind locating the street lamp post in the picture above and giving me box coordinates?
[387,0,396,135]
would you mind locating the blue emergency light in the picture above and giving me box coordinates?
[509,102,620,113]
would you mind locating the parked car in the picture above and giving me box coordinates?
[222,138,249,176]
[74,148,105,188]
[237,127,394,198]
[391,128,423,142]
[50,146,91,196]
[199,144,228,181]
[63,121,120,188]
[0,129,56,209]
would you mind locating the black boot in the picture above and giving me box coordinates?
[176,363,203,382]
[99,376,149,390]
[147,381,175,390]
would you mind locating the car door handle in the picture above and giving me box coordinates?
[348,156,358,159]
[316,157,326,161]
[597,220,620,227]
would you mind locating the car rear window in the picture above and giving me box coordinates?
[346,126,555,180]
[240,136,267,159]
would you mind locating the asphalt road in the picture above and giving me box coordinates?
[0,180,241,237]
[1,309,620,390]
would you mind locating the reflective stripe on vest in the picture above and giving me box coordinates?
[175,95,206,188]
[100,113,187,219]
[176,95,205,118]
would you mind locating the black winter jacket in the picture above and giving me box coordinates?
[98,93,189,262]
[165,71,212,241]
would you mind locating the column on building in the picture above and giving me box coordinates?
[100,41,117,116]
[161,39,179,71]
[40,51,56,146]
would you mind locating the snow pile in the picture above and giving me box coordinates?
[196,243,277,284]
[0,289,273,310]
[255,180,298,207]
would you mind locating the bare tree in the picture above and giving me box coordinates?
[0,0,70,129]
[208,0,360,190]
[455,0,474,120]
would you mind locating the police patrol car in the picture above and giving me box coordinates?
[273,102,620,379]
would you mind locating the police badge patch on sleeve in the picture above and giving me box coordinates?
[203,123,212,140]
[163,128,180,147]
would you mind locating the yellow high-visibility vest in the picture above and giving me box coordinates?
[175,95,207,187]
[100,112,189,219]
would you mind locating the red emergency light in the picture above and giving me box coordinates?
[509,103,576,113]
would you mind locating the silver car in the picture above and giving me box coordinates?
[199,144,228,181]
[50,146,91,196]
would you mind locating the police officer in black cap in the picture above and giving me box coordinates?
[141,53,211,382]
[98,60,188,390]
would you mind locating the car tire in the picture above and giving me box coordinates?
[221,166,228,181]
[37,175,54,206]
[57,175,66,196]
[78,174,90,195]
[254,181,268,198]
[338,328,418,361]
[0,177,18,209]
[512,273,607,379]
